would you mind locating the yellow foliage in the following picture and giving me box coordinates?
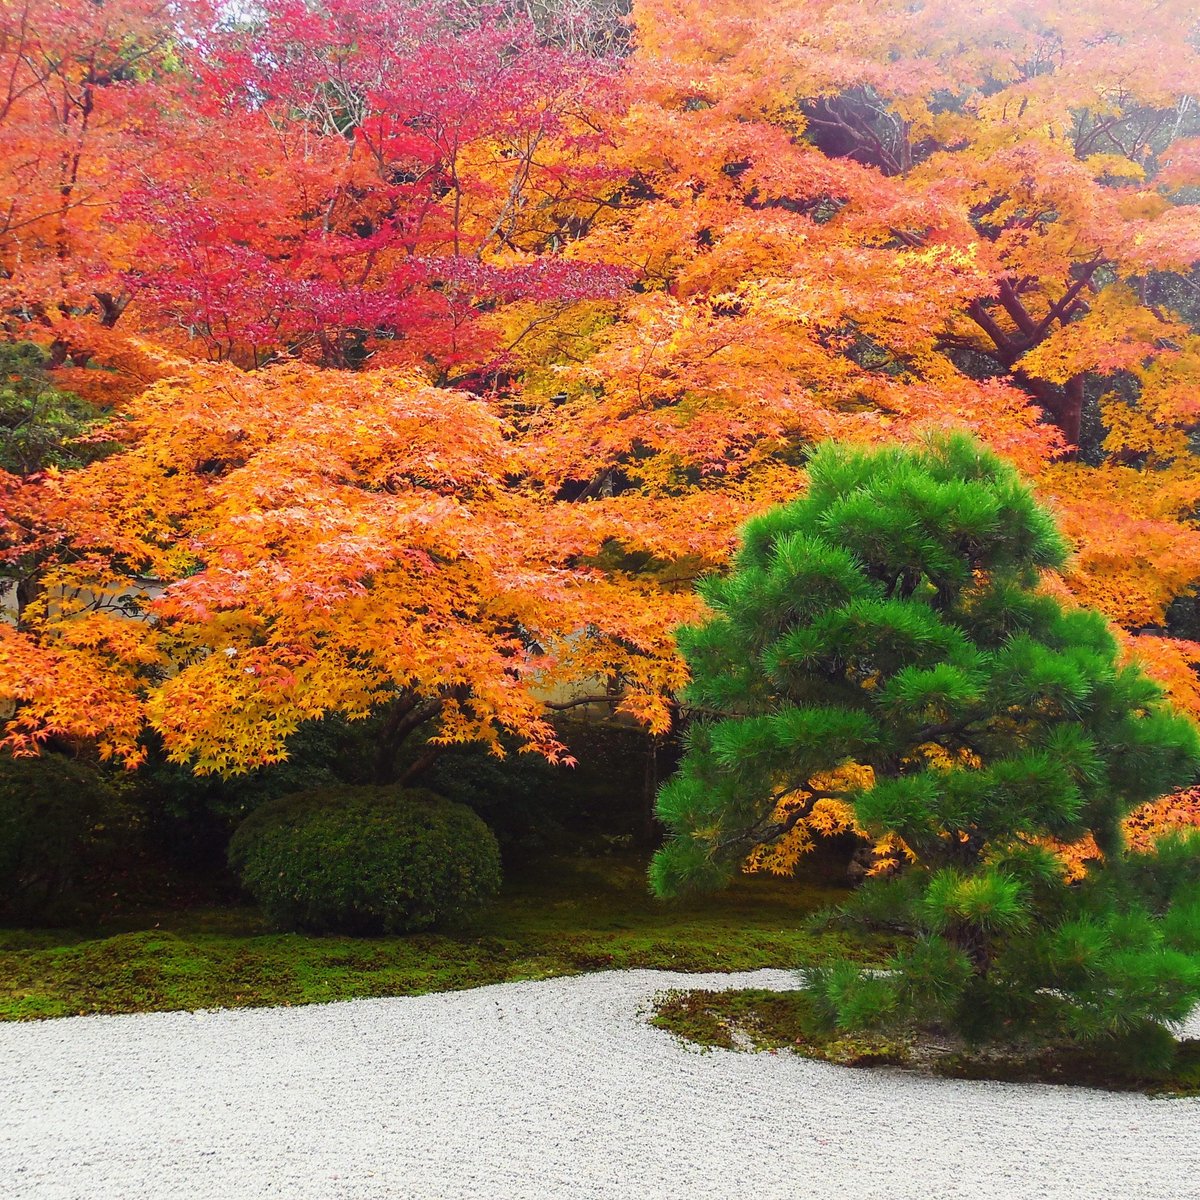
[1084,154,1145,182]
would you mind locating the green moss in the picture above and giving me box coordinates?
[934,1039,1200,1096]
[0,856,889,1021]
[651,987,1200,1095]
[651,988,906,1065]
[1163,1040,1200,1096]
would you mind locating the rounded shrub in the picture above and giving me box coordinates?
[227,785,502,934]
[0,753,123,922]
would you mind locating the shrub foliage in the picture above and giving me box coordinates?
[228,786,501,934]
[0,753,125,921]
[652,435,1200,1055]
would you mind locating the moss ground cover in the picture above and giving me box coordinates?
[651,988,1200,1096]
[0,856,888,1020]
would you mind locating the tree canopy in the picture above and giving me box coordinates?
[3,0,1200,774]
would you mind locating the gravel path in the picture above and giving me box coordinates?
[2,968,1198,1200]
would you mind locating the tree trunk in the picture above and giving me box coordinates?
[399,744,444,785]
[1014,372,1085,455]
[14,570,44,632]
[372,694,444,785]
[950,922,992,979]
[642,733,660,845]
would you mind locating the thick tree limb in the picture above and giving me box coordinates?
[1031,259,1103,341]
[542,694,620,711]
[966,298,1017,360]
[373,695,445,785]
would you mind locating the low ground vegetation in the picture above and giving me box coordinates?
[0,719,655,926]
[0,755,133,924]
[0,854,882,1020]
[651,988,1200,1096]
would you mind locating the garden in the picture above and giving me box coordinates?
[3,0,1200,1195]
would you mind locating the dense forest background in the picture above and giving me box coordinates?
[2,0,1200,927]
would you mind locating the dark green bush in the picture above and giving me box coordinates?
[0,753,127,922]
[423,721,662,856]
[227,785,502,933]
[422,739,563,854]
[135,719,354,865]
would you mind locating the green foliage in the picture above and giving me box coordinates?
[0,857,879,1019]
[135,721,348,864]
[419,719,659,856]
[0,754,131,922]
[652,434,1200,1057]
[652,986,1200,1094]
[137,714,659,878]
[425,743,564,852]
[227,786,502,934]
[0,343,105,476]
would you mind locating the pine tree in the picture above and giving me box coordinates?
[652,434,1200,1055]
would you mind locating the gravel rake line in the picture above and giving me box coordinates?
[1,968,1198,1200]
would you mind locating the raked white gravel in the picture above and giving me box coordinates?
[2,968,1198,1200]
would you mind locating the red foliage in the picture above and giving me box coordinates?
[117,0,629,372]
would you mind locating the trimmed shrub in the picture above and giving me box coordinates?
[227,785,501,933]
[0,753,125,922]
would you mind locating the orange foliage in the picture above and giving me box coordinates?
[0,361,694,767]
[0,0,211,398]
[515,0,1200,673]
[6,0,1200,771]
[1056,788,1200,882]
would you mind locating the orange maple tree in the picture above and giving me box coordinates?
[513,0,1200,704]
[1055,787,1200,882]
[0,360,693,773]
[5,0,1200,794]
[0,0,214,404]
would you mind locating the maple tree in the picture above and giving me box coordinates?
[0,0,212,403]
[1054,786,1200,882]
[0,360,692,773]
[4,0,1200,795]
[513,0,1200,706]
[0,0,670,775]
[652,437,1200,1054]
[0,0,629,387]
[117,0,629,376]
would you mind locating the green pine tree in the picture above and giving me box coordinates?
[652,434,1200,1058]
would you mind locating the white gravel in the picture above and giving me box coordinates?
[2,968,1198,1200]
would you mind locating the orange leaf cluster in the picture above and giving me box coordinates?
[1055,787,1200,883]
[1,361,693,767]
